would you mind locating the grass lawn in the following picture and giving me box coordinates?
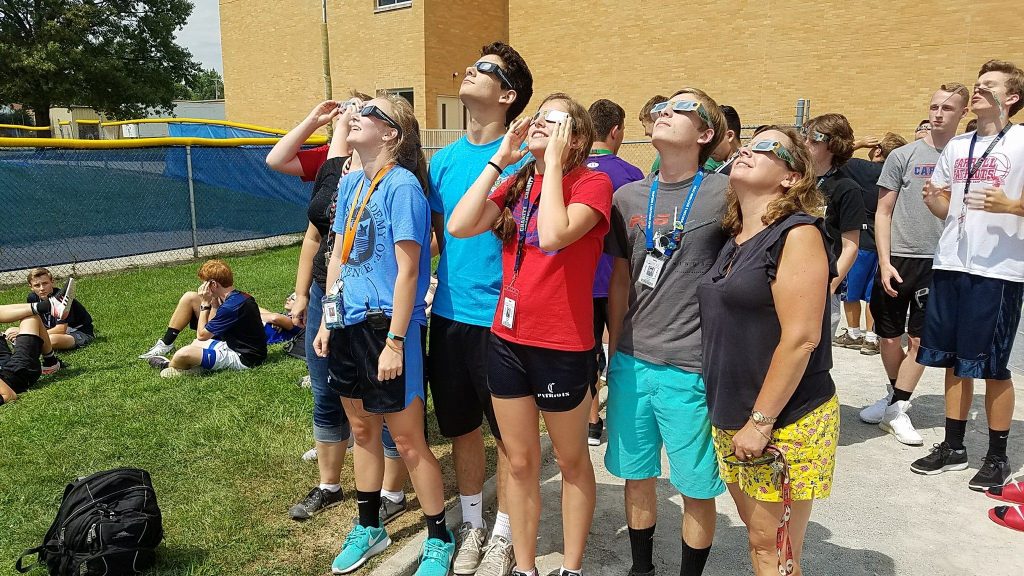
[0,245,496,575]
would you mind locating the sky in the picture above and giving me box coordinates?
[175,0,223,74]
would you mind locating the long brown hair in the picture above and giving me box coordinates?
[492,92,595,242]
[721,125,824,236]
[379,93,429,194]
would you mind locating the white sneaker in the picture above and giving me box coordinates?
[160,366,202,378]
[301,447,318,461]
[879,400,923,446]
[859,383,894,424]
[139,339,173,360]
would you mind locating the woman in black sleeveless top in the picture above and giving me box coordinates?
[697,126,839,576]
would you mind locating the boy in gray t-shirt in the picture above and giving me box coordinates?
[859,83,970,447]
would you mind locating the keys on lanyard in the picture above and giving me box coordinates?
[640,171,704,288]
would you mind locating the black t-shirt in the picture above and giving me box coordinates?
[839,159,882,252]
[820,172,866,259]
[307,156,348,290]
[698,212,838,429]
[204,290,268,367]
[27,289,94,336]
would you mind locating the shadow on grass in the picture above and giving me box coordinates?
[155,543,209,572]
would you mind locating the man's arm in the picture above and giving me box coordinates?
[874,187,903,297]
[606,257,630,360]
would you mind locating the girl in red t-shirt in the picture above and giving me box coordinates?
[449,93,613,576]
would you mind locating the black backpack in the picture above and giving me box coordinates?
[16,468,163,576]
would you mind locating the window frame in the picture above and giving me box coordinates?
[374,0,412,13]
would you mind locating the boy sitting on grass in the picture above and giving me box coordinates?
[4,268,93,351]
[139,259,268,378]
[0,301,69,405]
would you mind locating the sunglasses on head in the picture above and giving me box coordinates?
[474,60,514,90]
[358,105,402,136]
[748,139,797,168]
[532,109,570,125]
[649,100,711,128]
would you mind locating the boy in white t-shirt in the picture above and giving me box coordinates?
[914,60,1024,492]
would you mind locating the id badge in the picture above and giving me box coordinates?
[323,293,344,329]
[500,286,520,329]
[638,253,666,288]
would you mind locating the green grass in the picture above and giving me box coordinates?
[0,246,491,575]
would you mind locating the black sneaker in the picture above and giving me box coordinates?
[588,417,604,446]
[147,356,170,370]
[627,568,656,576]
[910,442,968,475]
[380,495,407,525]
[288,486,344,520]
[41,356,65,376]
[969,455,1011,492]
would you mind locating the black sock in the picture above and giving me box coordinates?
[944,418,968,450]
[988,428,1010,458]
[889,388,912,405]
[680,539,711,576]
[356,490,381,528]
[31,300,51,317]
[162,328,181,346]
[888,378,897,388]
[424,511,450,542]
[628,525,655,573]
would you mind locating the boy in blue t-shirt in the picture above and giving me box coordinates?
[426,42,534,574]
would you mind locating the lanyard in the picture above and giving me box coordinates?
[816,167,837,189]
[645,170,705,253]
[965,123,1012,193]
[512,174,538,274]
[589,148,613,157]
[340,164,394,265]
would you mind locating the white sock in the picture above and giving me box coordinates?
[381,489,404,503]
[460,493,485,529]
[319,483,341,493]
[848,327,863,339]
[491,510,512,542]
[865,331,878,343]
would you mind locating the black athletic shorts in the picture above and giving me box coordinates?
[327,320,427,414]
[869,256,934,338]
[593,297,609,376]
[428,315,500,439]
[0,334,43,393]
[488,334,596,413]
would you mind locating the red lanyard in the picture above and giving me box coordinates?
[763,445,794,576]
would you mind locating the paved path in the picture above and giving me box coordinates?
[526,345,1024,576]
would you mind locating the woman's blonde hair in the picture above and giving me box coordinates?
[379,93,429,194]
[492,92,596,243]
[721,125,824,236]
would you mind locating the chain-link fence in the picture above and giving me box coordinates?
[0,144,312,285]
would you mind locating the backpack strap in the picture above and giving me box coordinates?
[15,547,42,573]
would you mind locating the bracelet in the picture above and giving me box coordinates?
[753,425,772,441]
[487,161,504,175]
[199,305,212,311]
[386,340,404,353]
[387,331,405,342]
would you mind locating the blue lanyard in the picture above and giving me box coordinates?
[513,174,538,274]
[645,170,705,253]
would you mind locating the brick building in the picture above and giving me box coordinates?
[220,0,1024,142]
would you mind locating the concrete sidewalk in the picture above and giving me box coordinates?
[382,344,1024,575]
[523,346,1024,575]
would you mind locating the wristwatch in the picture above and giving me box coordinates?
[750,411,777,425]
[199,305,212,312]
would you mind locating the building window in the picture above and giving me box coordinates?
[375,0,411,13]
[383,88,414,110]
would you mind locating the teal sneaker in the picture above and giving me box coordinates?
[413,530,456,576]
[331,524,391,574]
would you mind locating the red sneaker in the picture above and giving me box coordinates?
[986,481,1024,505]
[988,505,1024,533]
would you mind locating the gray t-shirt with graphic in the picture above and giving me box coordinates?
[605,172,729,372]
[877,139,945,258]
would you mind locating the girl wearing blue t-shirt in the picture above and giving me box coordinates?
[313,95,452,576]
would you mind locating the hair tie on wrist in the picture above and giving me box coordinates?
[487,161,503,175]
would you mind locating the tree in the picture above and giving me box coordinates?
[176,68,224,101]
[0,0,200,127]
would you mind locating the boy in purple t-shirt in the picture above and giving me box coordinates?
[585,99,645,445]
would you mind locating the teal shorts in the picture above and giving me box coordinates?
[604,352,725,499]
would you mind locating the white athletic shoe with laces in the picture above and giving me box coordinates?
[879,400,923,446]
[859,383,894,424]
[139,339,173,360]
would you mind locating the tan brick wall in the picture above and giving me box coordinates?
[423,0,509,128]
[508,0,1024,143]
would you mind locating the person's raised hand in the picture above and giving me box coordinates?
[306,100,343,128]
[490,116,531,170]
[544,115,573,169]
